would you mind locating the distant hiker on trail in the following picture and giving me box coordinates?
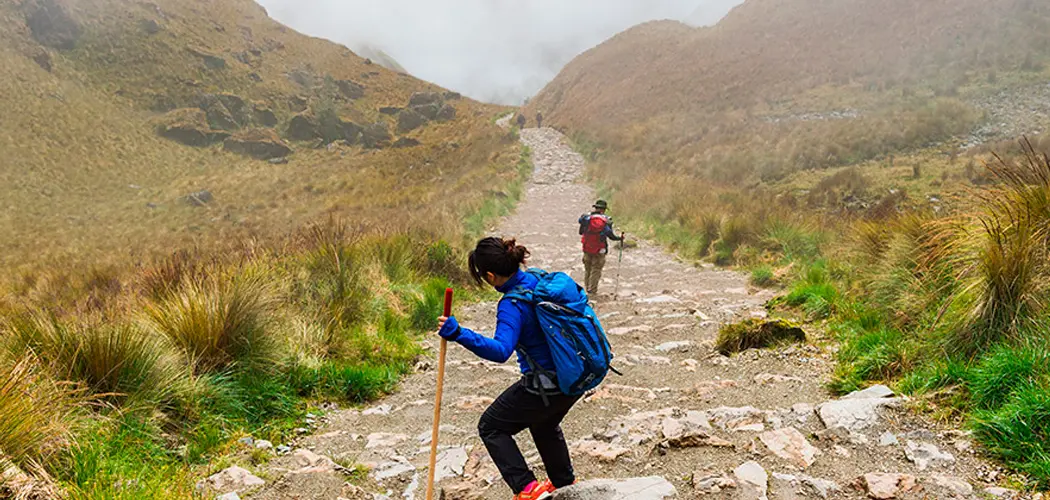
[536,112,544,128]
[516,113,526,129]
[578,200,624,297]
[438,237,613,500]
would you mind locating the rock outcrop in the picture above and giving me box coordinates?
[156,108,229,146]
[24,0,81,50]
[224,129,293,160]
[361,122,392,149]
[408,92,442,107]
[336,79,365,100]
[397,108,427,133]
[286,113,321,141]
[187,47,226,70]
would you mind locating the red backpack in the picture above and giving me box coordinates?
[581,215,609,254]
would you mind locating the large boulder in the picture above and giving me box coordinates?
[436,103,457,122]
[409,91,442,107]
[553,477,676,500]
[224,129,292,160]
[252,103,278,127]
[286,113,321,141]
[397,108,427,133]
[187,47,226,70]
[197,94,239,131]
[361,122,392,149]
[336,79,365,100]
[286,69,316,88]
[24,0,81,50]
[339,119,362,143]
[155,108,228,146]
[413,102,442,121]
[216,94,251,126]
[393,137,420,148]
[27,46,52,72]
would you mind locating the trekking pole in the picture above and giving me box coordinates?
[614,232,625,298]
[426,288,454,500]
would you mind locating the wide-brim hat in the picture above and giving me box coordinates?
[593,200,609,210]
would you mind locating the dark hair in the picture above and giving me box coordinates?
[468,237,529,284]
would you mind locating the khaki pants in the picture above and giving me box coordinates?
[582,253,607,295]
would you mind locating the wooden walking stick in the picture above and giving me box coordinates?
[426,288,454,500]
[614,232,625,299]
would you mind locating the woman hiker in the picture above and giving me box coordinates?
[437,237,580,500]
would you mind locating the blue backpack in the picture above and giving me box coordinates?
[505,269,616,396]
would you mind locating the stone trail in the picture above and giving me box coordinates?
[233,127,1017,500]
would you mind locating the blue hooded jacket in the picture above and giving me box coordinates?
[444,270,555,373]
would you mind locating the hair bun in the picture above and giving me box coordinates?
[502,238,530,265]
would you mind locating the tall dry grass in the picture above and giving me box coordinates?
[0,358,77,471]
[145,275,277,374]
[936,141,1050,353]
[2,313,184,408]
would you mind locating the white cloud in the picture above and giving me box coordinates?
[257,0,743,104]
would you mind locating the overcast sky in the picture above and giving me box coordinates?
[256,0,743,104]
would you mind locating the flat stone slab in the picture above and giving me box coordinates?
[842,385,895,400]
[817,397,901,431]
[553,476,677,499]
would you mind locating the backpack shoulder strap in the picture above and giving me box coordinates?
[503,286,535,305]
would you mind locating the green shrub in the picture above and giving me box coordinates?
[784,282,838,318]
[60,415,190,497]
[831,327,912,394]
[972,383,1050,488]
[897,358,971,397]
[410,278,453,330]
[145,275,276,373]
[425,240,465,282]
[764,220,823,261]
[287,362,405,403]
[969,340,1050,410]
[782,263,839,318]
[749,266,775,287]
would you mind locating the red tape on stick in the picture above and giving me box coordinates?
[443,288,454,317]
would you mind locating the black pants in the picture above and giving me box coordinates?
[478,380,581,494]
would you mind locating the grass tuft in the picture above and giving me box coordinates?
[749,266,775,287]
[715,318,806,355]
[972,383,1050,489]
[0,358,77,471]
[969,339,1050,410]
[145,275,275,374]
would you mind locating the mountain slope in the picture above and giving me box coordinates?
[0,0,513,276]
[530,0,1050,182]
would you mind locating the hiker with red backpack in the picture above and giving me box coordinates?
[437,237,614,500]
[578,200,625,297]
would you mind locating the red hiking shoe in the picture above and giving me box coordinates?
[514,480,555,500]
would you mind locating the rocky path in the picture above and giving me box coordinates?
[218,128,1015,500]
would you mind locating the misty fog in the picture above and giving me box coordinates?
[256,0,743,105]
